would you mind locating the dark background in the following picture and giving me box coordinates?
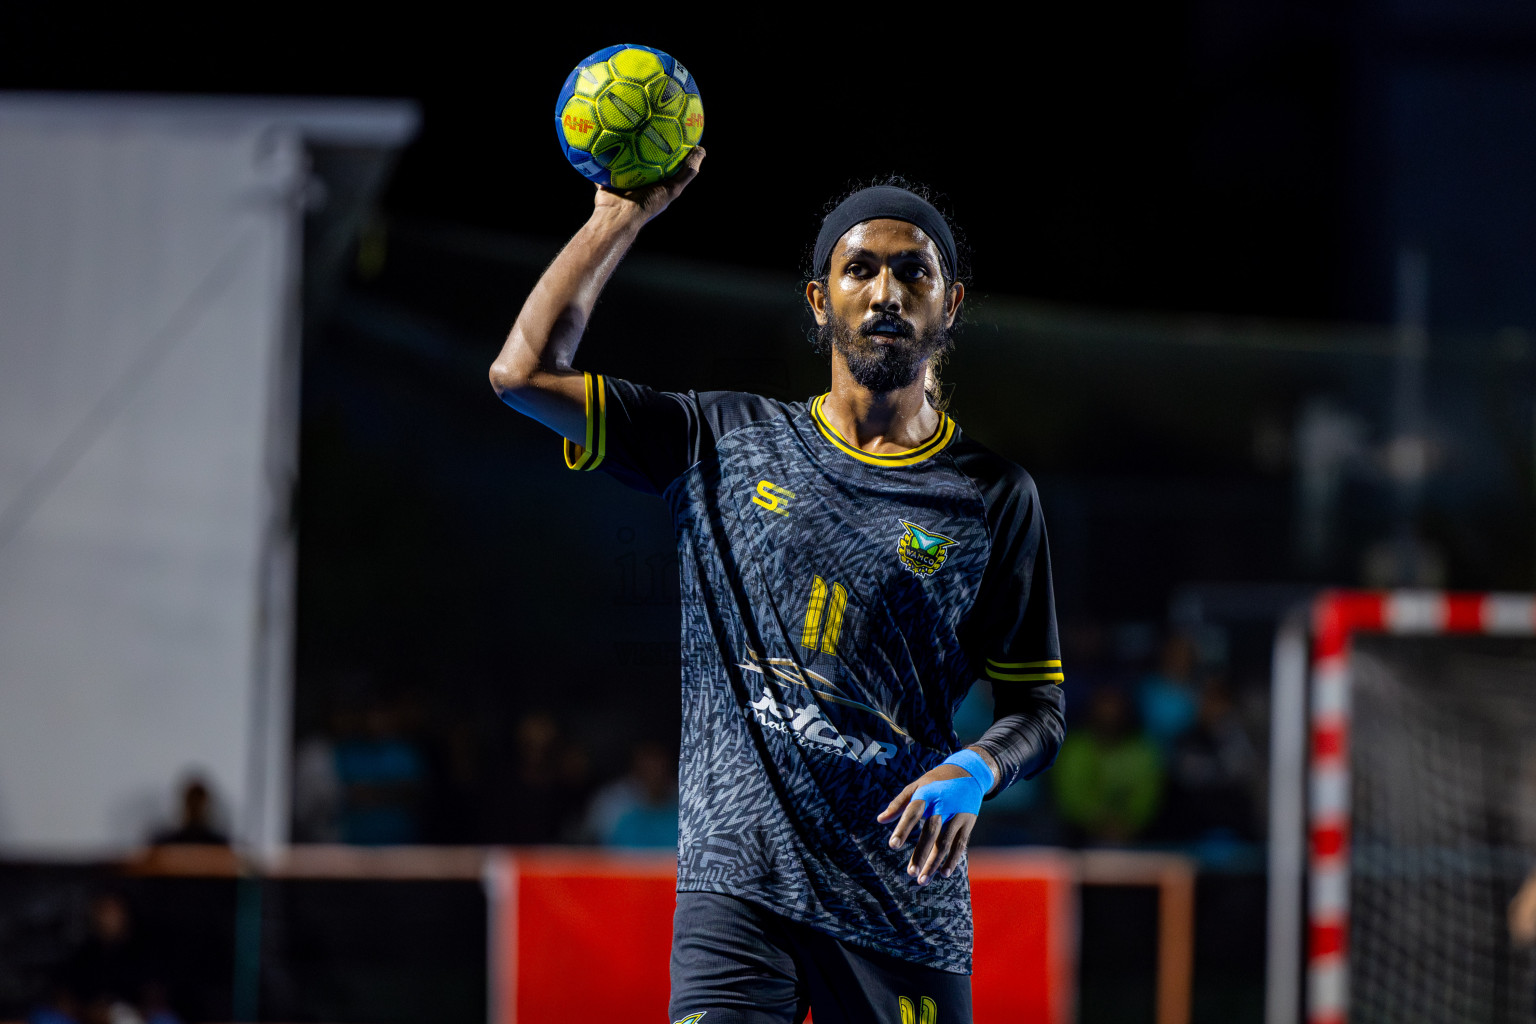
[9,2,1536,326]
[3,6,1535,1019]
[8,5,1357,315]
[4,0,1533,828]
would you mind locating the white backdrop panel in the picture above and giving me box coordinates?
[0,108,303,851]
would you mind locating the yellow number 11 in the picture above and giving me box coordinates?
[899,996,938,1024]
[801,575,848,656]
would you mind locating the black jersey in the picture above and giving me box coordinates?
[563,373,1064,973]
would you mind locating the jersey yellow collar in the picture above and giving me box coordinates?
[809,393,956,467]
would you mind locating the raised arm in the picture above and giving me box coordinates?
[488,149,705,443]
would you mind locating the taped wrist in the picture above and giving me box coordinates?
[943,748,997,793]
[911,749,996,826]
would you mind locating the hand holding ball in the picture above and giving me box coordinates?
[556,45,704,190]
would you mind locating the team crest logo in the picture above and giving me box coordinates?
[673,1014,707,1024]
[896,520,958,576]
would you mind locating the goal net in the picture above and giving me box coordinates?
[1350,633,1536,1023]
[1268,592,1536,1024]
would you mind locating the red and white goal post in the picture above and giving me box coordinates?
[1267,590,1536,1024]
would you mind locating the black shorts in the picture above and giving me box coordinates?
[667,891,973,1024]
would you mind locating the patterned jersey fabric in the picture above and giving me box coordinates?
[562,374,1064,973]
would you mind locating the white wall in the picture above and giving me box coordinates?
[0,101,310,853]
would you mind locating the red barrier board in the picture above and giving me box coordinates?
[971,851,1076,1024]
[490,848,1075,1024]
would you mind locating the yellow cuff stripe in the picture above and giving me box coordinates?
[987,669,1066,683]
[987,658,1062,669]
[562,372,607,471]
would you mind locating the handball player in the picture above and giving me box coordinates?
[489,150,1065,1024]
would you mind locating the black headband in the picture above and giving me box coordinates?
[813,185,958,283]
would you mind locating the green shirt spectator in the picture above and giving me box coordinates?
[1052,687,1164,843]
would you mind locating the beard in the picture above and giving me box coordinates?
[817,309,953,395]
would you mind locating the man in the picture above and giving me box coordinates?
[489,150,1065,1023]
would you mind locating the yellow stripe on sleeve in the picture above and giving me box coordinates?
[590,373,607,470]
[562,372,605,471]
[986,668,1066,684]
[987,658,1062,669]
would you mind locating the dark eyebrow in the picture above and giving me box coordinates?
[841,247,937,270]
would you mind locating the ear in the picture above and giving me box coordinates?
[806,279,830,326]
[944,282,965,328]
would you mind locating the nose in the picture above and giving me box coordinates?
[869,266,901,315]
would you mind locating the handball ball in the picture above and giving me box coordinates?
[555,44,703,189]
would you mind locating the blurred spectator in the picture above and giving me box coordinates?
[33,890,179,1024]
[1052,687,1164,845]
[292,724,342,841]
[1163,679,1261,840]
[420,717,484,843]
[332,696,427,845]
[584,741,679,848]
[149,777,228,846]
[486,712,591,843]
[1059,618,1112,723]
[1136,632,1200,750]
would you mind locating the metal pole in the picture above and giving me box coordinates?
[1267,606,1311,1024]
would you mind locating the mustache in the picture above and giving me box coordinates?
[858,315,916,339]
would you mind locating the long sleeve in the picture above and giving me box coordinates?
[954,452,1066,791]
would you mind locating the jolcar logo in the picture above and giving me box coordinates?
[673,1014,707,1024]
[896,520,957,576]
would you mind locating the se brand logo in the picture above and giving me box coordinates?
[751,479,796,516]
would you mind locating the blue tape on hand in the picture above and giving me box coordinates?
[944,748,997,793]
[911,749,996,826]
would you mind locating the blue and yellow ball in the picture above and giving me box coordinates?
[555,44,704,189]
